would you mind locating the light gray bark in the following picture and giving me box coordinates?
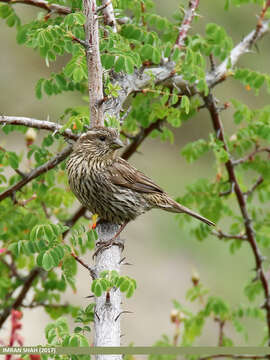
[83,0,104,127]
[94,223,122,360]
[82,0,123,356]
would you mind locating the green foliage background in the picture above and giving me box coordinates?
[1,0,270,350]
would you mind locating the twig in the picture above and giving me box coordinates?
[69,34,88,48]
[211,230,247,241]
[0,254,22,280]
[71,252,96,279]
[41,202,50,219]
[243,176,264,198]
[175,0,200,49]
[250,0,270,45]
[0,0,71,14]
[214,317,225,346]
[0,146,26,178]
[96,0,111,14]
[204,92,270,345]
[0,267,44,328]
[0,145,73,202]
[219,182,235,197]
[233,147,270,165]
[121,119,164,160]
[0,116,79,140]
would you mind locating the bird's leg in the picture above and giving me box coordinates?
[92,222,128,258]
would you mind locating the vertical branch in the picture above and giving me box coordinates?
[83,0,104,127]
[94,223,121,356]
[175,0,200,49]
[82,0,122,356]
[204,92,270,345]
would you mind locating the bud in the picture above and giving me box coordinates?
[229,134,237,142]
[191,269,200,286]
[25,128,37,147]
[170,309,180,323]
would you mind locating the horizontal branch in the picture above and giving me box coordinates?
[0,116,79,140]
[206,19,270,87]
[0,145,73,202]
[233,146,270,165]
[0,0,71,14]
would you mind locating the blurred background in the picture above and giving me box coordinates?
[1,0,270,347]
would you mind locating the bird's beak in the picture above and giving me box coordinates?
[111,138,124,149]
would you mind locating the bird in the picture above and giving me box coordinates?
[66,126,215,250]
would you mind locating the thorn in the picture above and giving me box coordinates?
[95,311,100,321]
[119,257,126,265]
[85,295,95,299]
[114,311,133,322]
[95,0,111,14]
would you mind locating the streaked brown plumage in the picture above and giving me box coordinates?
[66,127,215,231]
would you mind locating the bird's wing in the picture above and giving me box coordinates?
[107,158,164,194]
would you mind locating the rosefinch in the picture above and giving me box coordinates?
[67,127,214,245]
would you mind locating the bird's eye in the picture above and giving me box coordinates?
[99,135,106,142]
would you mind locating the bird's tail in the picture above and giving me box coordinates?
[161,198,215,226]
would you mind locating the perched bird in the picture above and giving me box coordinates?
[67,126,214,244]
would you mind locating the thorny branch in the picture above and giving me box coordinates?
[1,0,270,342]
[0,0,71,14]
[175,0,200,49]
[0,116,79,140]
[204,92,270,345]
[0,145,73,202]
[0,267,44,328]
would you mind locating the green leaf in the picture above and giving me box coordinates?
[120,279,130,292]
[16,26,28,44]
[101,54,115,70]
[181,95,190,114]
[42,251,55,271]
[94,281,102,297]
[114,56,125,73]
[126,284,135,298]
[124,57,135,74]
[7,151,19,169]
[35,78,44,99]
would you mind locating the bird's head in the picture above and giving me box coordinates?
[73,126,124,159]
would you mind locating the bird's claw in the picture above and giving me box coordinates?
[92,239,124,259]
